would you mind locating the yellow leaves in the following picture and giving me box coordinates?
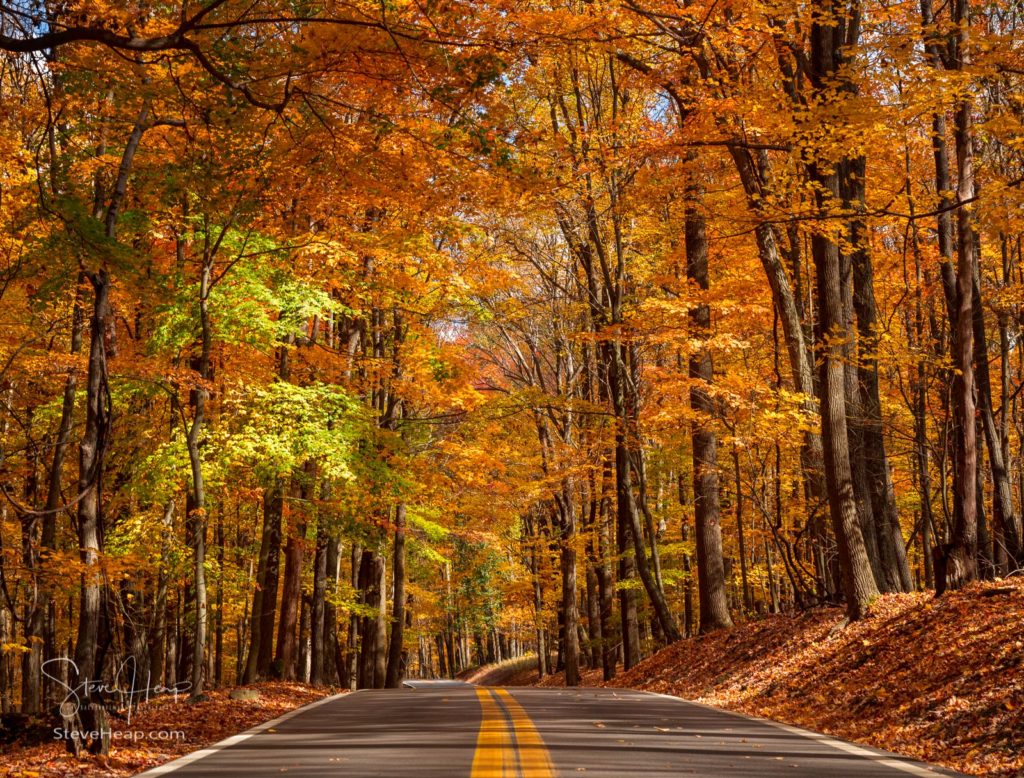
[296,239,360,272]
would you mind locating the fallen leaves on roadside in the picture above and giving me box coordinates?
[522,579,1024,778]
[1,682,336,777]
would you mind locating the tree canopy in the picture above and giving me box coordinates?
[1,0,1023,756]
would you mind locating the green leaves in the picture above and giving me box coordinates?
[408,506,451,565]
[149,229,342,356]
[213,380,367,482]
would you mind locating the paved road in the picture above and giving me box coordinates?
[138,681,963,777]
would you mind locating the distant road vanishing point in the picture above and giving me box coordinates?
[136,681,964,777]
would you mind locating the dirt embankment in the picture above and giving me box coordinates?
[495,579,1024,778]
[463,655,538,686]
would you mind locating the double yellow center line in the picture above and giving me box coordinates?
[471,689,555,778]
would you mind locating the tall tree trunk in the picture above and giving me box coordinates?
[972,270,1023,568]
[214,510,225,687]
[297,594,311,683]
[149,499,175,686]
[596,479,616,680]
[937,0,980,593]
[846,157,914,593]
[727,148,833,598]
[806,0,881,620]
[842,249,884,586]
[344,543,361,688]
[20,417,43,714]
[385,504,408,688]
[996,235,1020,571]
[356,550,374,688]
[733,451,753,613]
[616,476,641,669]
[686,202,733,633]
[185,256,212,696]
[69,269,113,755]
[616,437,679,645]
[310,528,328,686]
[68,106,146,713]
[357,549,385,689]
[907,180,937,590]
[0,582,12,714]
[373,557,387,688]
[559,491,580,687]
[584,556,601,670]
[243,484,283,682]
[529,527,548,679]
[274,495,306,680]
[919,0,979,593]
[273,538,301,680]
[812,197,880,619]
[323,536,343,686]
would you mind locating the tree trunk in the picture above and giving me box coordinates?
[185,256,212,696]
[596,479,616,680]
[615,489,641,669]
[69,269,113,755]
[323,536,343,686]
[686,202,733,633]
[846,156,914,593]
[560,508,580,686]
[616,436,681,644]
[274,507,305,680]
[812,203,881,619]
[733,451,753,612]
[531,535,548,679]
[243,484,283,682]
[972,270,1023,568]
[344,543,361,688]
[357,550,385,689]
[149,500,175,686]
[214,511,225,687]
[374,557,388,687]
[585,552,601,670]
[385,504,408,688]
[938,0,980,593]
[310,528,328,686]
[806,0,881,620]
[298,594,312,683]
[843,254,884,587]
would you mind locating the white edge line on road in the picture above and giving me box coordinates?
[134,691,352,776]
[644,691,955,777]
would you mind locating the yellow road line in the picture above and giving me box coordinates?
[493,689,555,778]
[471,688,515,778]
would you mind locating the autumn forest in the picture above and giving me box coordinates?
[0,0,1022,765]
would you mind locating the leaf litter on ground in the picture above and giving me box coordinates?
[508,578,1023,778]
[1,681,334,777]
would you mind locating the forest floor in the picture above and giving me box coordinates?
[496,578,1024,778]
[1,681,334,777]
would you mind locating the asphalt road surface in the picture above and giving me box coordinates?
[138,681,963,777]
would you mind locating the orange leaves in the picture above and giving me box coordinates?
[1,682,333,778]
